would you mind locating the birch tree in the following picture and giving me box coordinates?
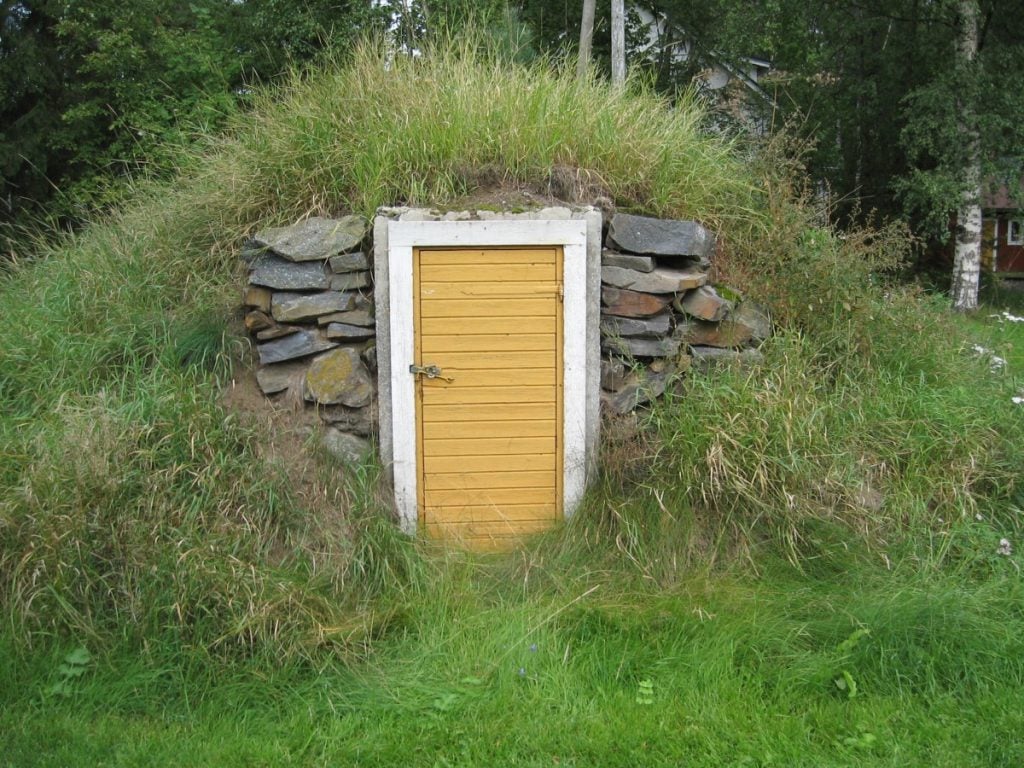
[577,0,596,79]
[951,0,981,310]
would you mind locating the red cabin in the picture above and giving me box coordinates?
[983,182,1024,276]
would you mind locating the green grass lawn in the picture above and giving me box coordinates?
[3,559,1023,767]
[2,290,1022,767]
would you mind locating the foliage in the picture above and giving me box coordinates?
[516,0,1024,248]
[0,0,389,243]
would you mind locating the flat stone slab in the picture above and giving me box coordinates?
[325,322,375,340]
[676,285,733,322]
[253,215,369,262]
[317,309,375,327]
[676,319,753,348]
[601,360,690,414]
[330,271,372,291]
[602,250,656,273]
[256,324,300,341]
[602,265,706,294]
[608,212,715,258]
[257,329,337,365]
[601,286,673,318]
[600,311,672,339]
[271,291,354,322]
[249,254,330,290]
[329,250,370,273]
[602,335,681,358]
[255,360,308,395]
[304,347,373,407]
[676,301,770,348]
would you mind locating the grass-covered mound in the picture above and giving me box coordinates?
[0,37,754,657]
[1,35,1023,766]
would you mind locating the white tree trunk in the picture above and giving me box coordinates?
[578,0,596,80]
[611,0,626,86]
[952,0,981,311]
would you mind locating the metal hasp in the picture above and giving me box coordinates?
[409,363,453,382]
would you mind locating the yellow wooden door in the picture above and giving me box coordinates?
[414,247,563,548]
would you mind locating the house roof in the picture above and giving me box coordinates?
[983,178,1023,210]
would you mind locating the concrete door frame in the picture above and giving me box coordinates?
[373,210,602,535]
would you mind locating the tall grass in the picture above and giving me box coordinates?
[203,34,754,227]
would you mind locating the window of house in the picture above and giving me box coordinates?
[1009,219,1024,246]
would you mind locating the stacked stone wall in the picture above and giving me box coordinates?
[239,208,771,457]
[241,215,377,459]
[598,212,769,413]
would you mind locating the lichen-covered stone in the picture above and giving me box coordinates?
[601,287,673,318]
[271,291,354,322]
[254,215,368,262]
[602,265,706,294]
[249,254,330,290]
[255,324,300,342]
[608,212,715,258]
[675,286,733,322]
[600,311,672,339]
[676,319,753,348]
[304,347,373,407]
[676,302,771,349]
[257,330,337,365]
[329,250,370,273]
[601,363,679,414]
[362,344,377,372]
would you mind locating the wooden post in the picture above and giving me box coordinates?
[611,0,626,85]
[577,0,597,80]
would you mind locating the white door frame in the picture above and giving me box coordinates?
[385,219,589,534]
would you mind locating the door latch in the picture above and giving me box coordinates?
[409,363,454,382]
